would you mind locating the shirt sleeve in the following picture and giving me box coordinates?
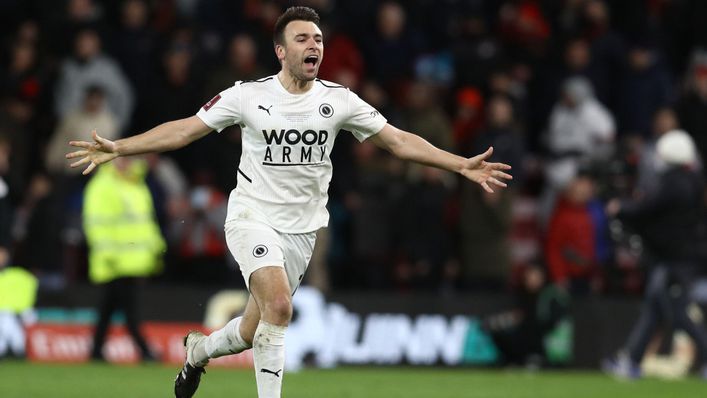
[196,83,242,133]
[341,91,387,142]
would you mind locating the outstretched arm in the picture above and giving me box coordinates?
[368,123,512,192]
[66,116,213,175]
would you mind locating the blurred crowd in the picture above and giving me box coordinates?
[2,0,707,297]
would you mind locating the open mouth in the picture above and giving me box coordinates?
[304,55,319,66]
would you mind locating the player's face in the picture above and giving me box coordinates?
[278,20,324,81]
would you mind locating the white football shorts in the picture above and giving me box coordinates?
[225,218,316,292]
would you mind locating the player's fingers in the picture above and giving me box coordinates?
[94,131,108,145]
[479,146,493,160]
[488,162,512,170]
[489,177,507,188]
[468,147,493,164]
[83,161,97,175]
[493,170,513,180]
[93,130,116,152]
[481,181,494,193]
[70,157,91,168]
[69,140,94,149]
[66,150,88,159]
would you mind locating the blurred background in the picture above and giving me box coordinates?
[1,0,707,381]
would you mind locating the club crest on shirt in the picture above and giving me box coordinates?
[319,103,333,118]
[252,244,268,258]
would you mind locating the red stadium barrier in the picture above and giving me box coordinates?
[25,322,253,367]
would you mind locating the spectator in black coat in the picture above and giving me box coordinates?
[615,42,673,138]
[603,130,707,379]
[676,51,707,168]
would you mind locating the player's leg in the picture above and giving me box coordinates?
[250,230,316,393]
[176,219,285,398]
[188,295,260,365]
[176,298,261,398]
[239,294,262,344]
[249,266,292,398]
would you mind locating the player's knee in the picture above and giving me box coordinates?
[263,295,292,324]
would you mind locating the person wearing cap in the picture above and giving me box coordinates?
[603,129,707,379]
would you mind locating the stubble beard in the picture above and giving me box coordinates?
[288,60,316,83]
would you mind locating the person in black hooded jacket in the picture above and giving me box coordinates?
[604,129,707,379]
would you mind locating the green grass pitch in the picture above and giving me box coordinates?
[1,361,705,398]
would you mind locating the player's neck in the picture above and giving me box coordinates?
[277,71,314,94]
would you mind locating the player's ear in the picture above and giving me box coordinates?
[275,44,285,62]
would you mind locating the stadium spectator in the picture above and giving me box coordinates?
[540,76,614,226]
[46,86,118,175]
[108,0,158,132]
[401,81,453,152]
[484,264,570,367]
[676,51,707,168]
[108,0,157,94]
[452,87,485,156]
[0,136,12,248]
[544,172,602,295]
[54,28,134,133]
[0,94,34,201]
[204,33,270,98]
[534,38,603,122]
[488,67,529,127]
[395,165,456,291]
[11,173,63,285]
[579,0,625,107]
[144,43,204,176]
[170,171,231,285]
[0,41,46,111]
[459,95,524,289]
[450,11,503,90]
[347,140,405,288]
[545,77,614,164]
[361,2,424,87]
[42,0,106,57]
[83,157,164,362]
[317,27,365,90]
[497,0,550,62]
[615,41,673,138]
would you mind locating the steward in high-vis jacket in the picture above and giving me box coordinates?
[0,261,37,358]
[83,157,164,362]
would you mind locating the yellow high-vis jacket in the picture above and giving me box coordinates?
[82,161,165,284]
[0,267,38,313]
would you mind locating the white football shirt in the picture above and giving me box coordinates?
[196,76,387,233]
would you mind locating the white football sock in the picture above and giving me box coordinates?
[194,317,251,365]
[253,321,287,398]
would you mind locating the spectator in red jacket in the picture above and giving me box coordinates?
[544,172,601,295]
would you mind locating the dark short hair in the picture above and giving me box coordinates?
[273,6,320,46]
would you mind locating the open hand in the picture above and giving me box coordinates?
[65,129,119,175]
[460,147,513,193]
